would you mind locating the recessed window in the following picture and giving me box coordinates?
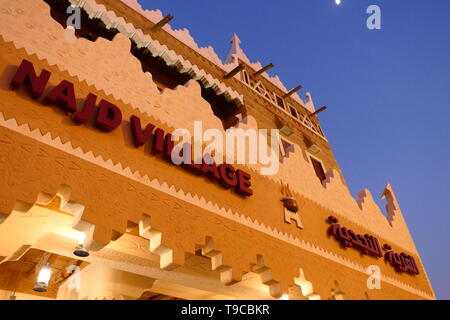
[309,156,326,182]
[242,70,250,84]
[288,105,298,119]
[255,82,267,96]
[275,94,285,110]
[279,137,295,160]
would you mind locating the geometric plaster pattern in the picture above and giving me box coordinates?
[0,113,435,300]
[233,115,422,256]
[28,233,275,300]
[0,0,435,300]
[233,115,414,267]
[0,1,224,133]
[67,0,243,105]
[0,0,422,258]
[107,0,310,110]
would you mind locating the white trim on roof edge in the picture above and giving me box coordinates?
[116,0,315,112]
[69,0,244,106]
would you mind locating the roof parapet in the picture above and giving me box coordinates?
[117,1,315,112]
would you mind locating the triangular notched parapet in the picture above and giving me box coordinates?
[357,183,418,253]
[225,34,248,65]
[304,92,315,113]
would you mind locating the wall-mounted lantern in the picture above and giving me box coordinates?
[73,232,90,258]
[33,263,52,293]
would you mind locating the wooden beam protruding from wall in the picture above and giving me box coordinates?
[308,106,328,118]
[152,14,174,31]
[224,64,245,79]
[283,85,303,99]
[253,63,274,78]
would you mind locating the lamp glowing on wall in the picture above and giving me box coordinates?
[73,232,90,257]
[335,0,342,5]
[33,263,52,293]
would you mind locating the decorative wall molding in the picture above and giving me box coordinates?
[231,115,421,257]
[0,0,413,255]
[0,0,418,256]
[67,0,244,105]
[0,113,435,300]
[0,0,435,300]
[116,0,313,111]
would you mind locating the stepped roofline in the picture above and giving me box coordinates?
[117,0,315,112]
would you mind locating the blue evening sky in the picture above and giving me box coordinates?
[139,0,450,299]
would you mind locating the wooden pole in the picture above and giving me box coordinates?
[224,64,245,79]
[308,106,328,118]
[253,63,274,78]
[283,85,303,99]
[152,14,174,31]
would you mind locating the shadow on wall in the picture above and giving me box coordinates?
[44,0,243,130]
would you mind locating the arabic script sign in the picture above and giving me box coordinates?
[327,216,419,275]
[383,245,419,275]
[327,216,382,257]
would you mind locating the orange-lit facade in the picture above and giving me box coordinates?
[0,0,435,300]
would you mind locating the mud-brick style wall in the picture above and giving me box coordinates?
[0,0,435,299]
[86,0,346,187]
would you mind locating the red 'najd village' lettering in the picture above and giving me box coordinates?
[10,59,253,197]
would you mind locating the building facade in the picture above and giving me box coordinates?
[0,0,435,300]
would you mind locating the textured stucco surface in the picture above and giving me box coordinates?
[0,0,435,299]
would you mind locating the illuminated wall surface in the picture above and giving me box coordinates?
[0,0,435,300]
